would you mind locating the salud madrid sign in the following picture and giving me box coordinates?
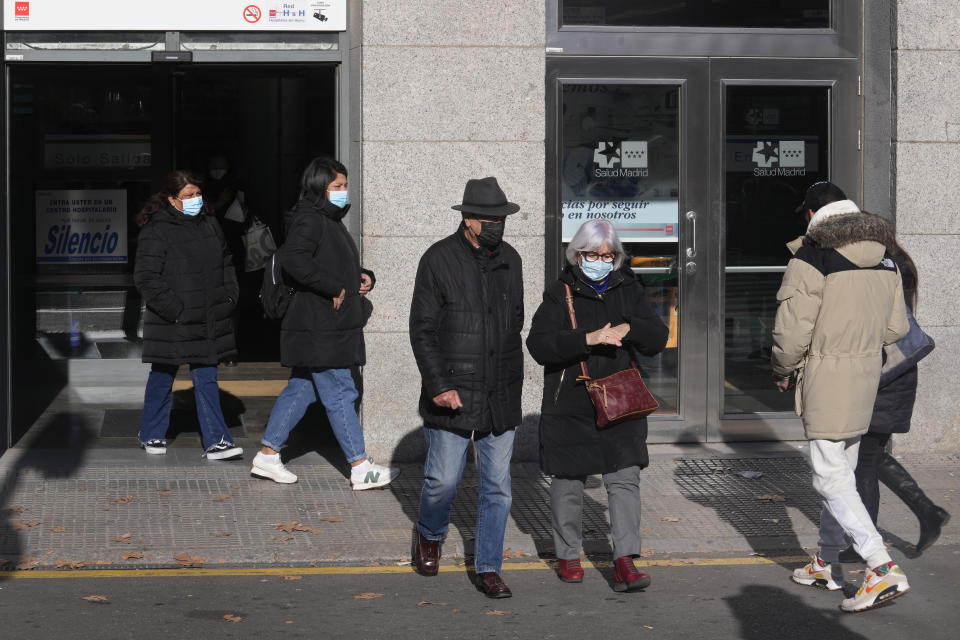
[3,1,346,31]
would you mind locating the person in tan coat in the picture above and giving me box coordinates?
[771,181,910,613]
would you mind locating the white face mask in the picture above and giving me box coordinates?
[209,168,228,180]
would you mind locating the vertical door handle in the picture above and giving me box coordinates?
[685,211,697,275]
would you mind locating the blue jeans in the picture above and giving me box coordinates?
[261,367,367,464]
[417,425,515,574]
[139,364,235,451]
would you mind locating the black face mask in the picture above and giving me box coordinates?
[476,219,505,249]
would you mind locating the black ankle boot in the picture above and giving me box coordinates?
[878,452,951,553]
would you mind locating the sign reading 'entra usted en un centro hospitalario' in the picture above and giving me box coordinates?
[3,0,346,31]
[35,190,128,264]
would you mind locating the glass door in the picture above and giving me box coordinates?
[547,58,710,442]
[710,59,861,441]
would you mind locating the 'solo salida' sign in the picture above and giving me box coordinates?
[36,190,127,263]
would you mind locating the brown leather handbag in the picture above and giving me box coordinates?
[563,283,659,428]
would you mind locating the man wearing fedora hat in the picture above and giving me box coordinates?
[409,177,525,598]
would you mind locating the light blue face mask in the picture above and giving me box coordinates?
[580,258,614,282]
[328,189,349,209]
[179,195,203,216]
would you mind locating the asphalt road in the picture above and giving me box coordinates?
[2,547,958,640]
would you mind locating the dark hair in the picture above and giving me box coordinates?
[298,156,347,204]
[863,211,919,311]
[137,169,205,227]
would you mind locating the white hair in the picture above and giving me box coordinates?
[565,219,625,269]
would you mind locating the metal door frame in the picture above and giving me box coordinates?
[546,56,711,443]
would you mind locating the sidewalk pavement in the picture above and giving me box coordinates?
[1,442,957,572]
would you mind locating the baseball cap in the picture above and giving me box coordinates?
[796,180,847,214]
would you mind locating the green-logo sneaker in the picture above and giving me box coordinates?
[351,459,400,490]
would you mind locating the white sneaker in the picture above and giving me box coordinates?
[203,442,243,460]
[251,451,298,484]
[841,562,910,612]
[350,459,400,490]
[792,554,842,591]
[140,439,167,455]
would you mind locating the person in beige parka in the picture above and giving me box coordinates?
[771,182,910,613]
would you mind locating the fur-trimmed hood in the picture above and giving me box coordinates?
[805,211,894,249]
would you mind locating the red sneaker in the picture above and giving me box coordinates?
[558,559,584,583]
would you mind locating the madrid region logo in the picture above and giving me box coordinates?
[752,140,806,176]
[593,141,648,177]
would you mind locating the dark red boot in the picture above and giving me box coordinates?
[557,559,584,583]
[613,556,651,592]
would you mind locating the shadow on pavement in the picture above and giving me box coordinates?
[0,414,94,580]
[724,584,867,640]
[672,425,822,572]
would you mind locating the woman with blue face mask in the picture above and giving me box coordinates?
[250,156,399,490]
[133,170,242,460]
[526,219,669,592]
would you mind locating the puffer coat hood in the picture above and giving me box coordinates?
[772,211,909,440]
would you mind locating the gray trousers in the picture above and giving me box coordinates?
[550,465,643,560]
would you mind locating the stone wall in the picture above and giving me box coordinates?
[893,1,960,451]
[356,1,546,461]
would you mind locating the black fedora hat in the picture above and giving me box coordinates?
[451,177,520,217]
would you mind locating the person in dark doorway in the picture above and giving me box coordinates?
[772,181,910,612]
[134,170,243,460]
[835,218,950,561]
[251,157,398,489]
[409,177,524,599]
[526,219,668,592]
[205,154,246,366]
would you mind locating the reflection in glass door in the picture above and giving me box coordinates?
[723,85,830,415]
[560,83,681,414]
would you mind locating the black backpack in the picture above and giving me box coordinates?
[260,252,295,320]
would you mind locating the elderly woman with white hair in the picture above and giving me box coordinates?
[526,219,668,592]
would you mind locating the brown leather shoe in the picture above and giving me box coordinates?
[412,531,440,576]
[476,572,512,598]
[613,555,651,592]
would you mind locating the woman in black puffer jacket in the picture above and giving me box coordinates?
[133,170,242,460]
[527,219,668,592]
[848,226,950,558]
[251,157,398,490]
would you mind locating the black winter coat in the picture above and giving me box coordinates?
[526,266,669,477]
[869,257,918,434]
[134,205,238,365]
[409,227,524,434]
[277,199,374,369]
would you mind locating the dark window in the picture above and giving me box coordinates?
[562,1,830,29]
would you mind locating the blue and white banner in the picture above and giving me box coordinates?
[36,190,127,264]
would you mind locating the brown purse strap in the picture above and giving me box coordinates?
[563,283,591,381]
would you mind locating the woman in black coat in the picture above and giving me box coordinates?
[527,219,668,592]
[847,229,950,558]
[251,157,398,490]
[133,170,242,460]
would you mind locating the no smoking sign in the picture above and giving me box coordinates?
[243,5,261,23]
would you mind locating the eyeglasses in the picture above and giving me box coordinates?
[581,251,615,263]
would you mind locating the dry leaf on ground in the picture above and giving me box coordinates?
[173,553,205,567]
[755,493,787,502]
[16,555,39,570]
[212,532,232,538]
[56,560,88,569]
[269,536,295,542]
[318,516,341,523]
[661,516,681,522]
[212,494,232,502]
[82,595,109,603]
[282,575,302,581]
[639,548,656,558]
[273,521,321,534]
[95,560,113,566]
[2,505,28,513]
[354,593,384,600]
[486,610,510,616]
[417,601,448,607]
[50,526,67,533]
[112,534,133,544]
[113,496,135,504]
[223,614,243,623]
[11,521,41,530]
[149,489,172,497]
[121,552,144,560]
